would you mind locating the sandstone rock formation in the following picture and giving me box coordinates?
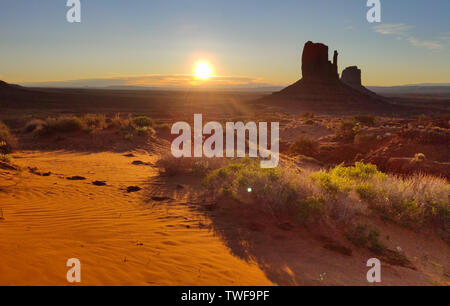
[301,41,339,81]
[341,66,362,87]
[268,41,395,113]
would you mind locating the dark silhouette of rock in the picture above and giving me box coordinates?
[268,41,396,114]
[127,186,141,193]
[341,66,362,87]
[92,180,107,186]
[67,176,86,181]
[301,41,339,81]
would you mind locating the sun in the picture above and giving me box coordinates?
[195,62,213,79]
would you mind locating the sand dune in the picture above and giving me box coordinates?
[0,150,448,285]
[0,151,271,285]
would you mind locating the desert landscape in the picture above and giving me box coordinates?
[1,1,450,290]
[1,40,449,286]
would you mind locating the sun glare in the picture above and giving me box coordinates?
[195,62,213,79]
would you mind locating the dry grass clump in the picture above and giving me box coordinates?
[360,174,449,231]
[0,121,18,153]
[0,153,12,163]
[156,154,227,177]
[336,120,361,142]
[200,160,448,232]
[25,116,83,135]
[203,158,337,222]
[24,114,156,140]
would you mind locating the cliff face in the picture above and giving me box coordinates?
[341,66,362,87]
[301,41,339,81]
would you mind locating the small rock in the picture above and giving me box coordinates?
[123,153,136,157]
[67,176,86,181]
[176,184,185,189]
[132,160,153,166]
[127,186,141,193]
[92,181,107,186]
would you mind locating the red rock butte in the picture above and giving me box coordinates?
[269,41,394,113]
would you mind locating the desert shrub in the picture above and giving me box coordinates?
[330,162,386,181]
[290,137,319,157]
[353,115,376,126]
[204,159,333,221]
[136,126,156,137]
[297,195,326,222]
[345,224,386,254]
[132,116,154,128]
[156,154,226,177]
[365,174,449,230]
[108,114,130,129]
[36,116,83,135]
[82,114,106,130]
[337,120,360,142]
[0,121,17,153]
[0,153,12,163]
[24,119,46,133]
[413,153,426,163]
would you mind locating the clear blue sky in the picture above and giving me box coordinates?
[0,0,449,87]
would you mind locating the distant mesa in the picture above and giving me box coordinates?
[270,41,392,113]
[341,66,362,88]
[302,41,339,81]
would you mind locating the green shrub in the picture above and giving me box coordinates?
[297,196,326,222]
[345,224,386,254]
[290,137,319,157]
[132,116,154,128]
[330,162,386,181]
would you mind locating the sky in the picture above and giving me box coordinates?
[0,0,449,88]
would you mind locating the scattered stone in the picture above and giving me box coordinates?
[127,186,141,193]
[67,176,86,181]
[132,160,152,166]
[28,167,50,176]
[92,181,107,186]
[123,153,136,157]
